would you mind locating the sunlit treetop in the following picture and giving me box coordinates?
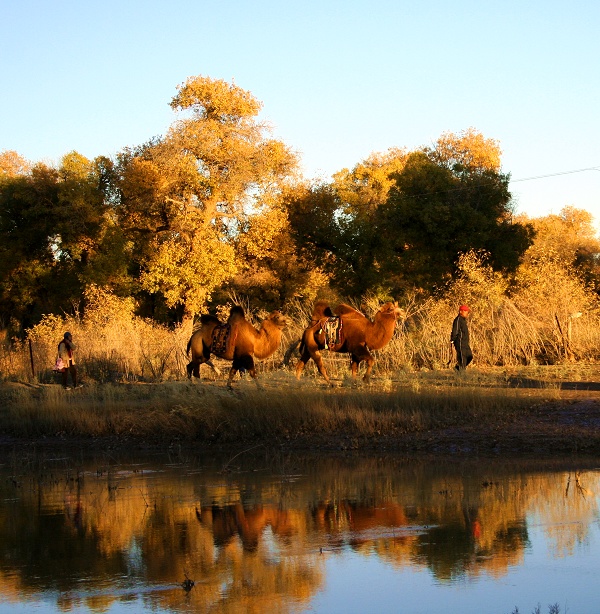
[425,127,502,173]
[0,150,31,178]
[170,75,263,122]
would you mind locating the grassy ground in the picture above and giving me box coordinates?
[2,364,600,458]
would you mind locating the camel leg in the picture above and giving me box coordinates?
[187,341,215,380]
[242,356,260,388]
[350,355,361,379]
[362,353,375,383]
[187,360,202,379]
[247,366,262,389]
[227,366,238,389]
[283,339,302,368]
[350,347,373,383]
[295,347,312,379]
[228,355,255,389]
[205,360,221,377]
[187,351,220,380]
[312,351,333,386]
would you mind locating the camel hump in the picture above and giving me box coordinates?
[200,314,221,326]
[311,300,334,320]
[334,304,365,318]
[228,305,246,323]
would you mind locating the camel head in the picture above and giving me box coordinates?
[265,310,288,329]
[378,302,405,320]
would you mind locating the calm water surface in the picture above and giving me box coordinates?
[0,451,599,613]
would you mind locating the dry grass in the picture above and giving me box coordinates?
[0,368,560,443]
[1,252,600,389]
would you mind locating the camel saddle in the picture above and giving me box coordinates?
[210,323,235,355]
[320,317,344,351]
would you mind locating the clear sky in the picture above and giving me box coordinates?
[2,0,599,226]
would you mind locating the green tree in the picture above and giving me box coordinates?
[286,131,532,298]
[381,130,533,291]
[0,160,62,329]
[0,152,112,332]
[285,149,407,297]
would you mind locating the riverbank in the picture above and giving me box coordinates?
[1,365,600,459]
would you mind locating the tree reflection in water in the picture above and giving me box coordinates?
[0,455,598,612]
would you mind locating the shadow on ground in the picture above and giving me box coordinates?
[508,377,600,391]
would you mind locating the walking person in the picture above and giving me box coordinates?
[450,305,473,371]
[58,332,81,389]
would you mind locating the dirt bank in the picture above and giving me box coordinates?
[2,367,600,460]
[2,397,600,461]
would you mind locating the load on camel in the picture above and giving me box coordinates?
[295,300,405,385]
[186,306,288,388]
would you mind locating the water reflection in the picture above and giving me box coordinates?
[0,454,599,613]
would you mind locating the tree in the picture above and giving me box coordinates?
[516,206,600,292]
[285,150,408,297]
[286,132,532,298]
[381,130,533,291]
[230,195,331,306]
[0,150,30,178]
[114,76,298,321]
[0,160,61,329]
[425,127,502,172]
[0,151,114,333]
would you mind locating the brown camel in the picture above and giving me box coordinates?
[186,305,287,388]
[295,300,404,385]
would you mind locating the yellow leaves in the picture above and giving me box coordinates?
[0,150,30,178]
[518,206,600,270]
[139,233,237,314]
[238,207,289,258]
[83,284,136,326]
[170,75,263,122]
[333,147,408,212]
[429,128,502,172]
[257,139,299,179]
[512,248,599,345]
[120,158,166,201]
[26,313,64,344]
[59,151,93,181]
[446,250,508,313]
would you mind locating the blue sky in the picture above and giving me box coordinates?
[2,0,599,226]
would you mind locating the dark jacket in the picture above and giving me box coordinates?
[450,315,470,350]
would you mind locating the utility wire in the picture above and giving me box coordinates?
[399,165,600,200]
[511,166,600,183]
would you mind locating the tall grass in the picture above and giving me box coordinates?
[1,286,192,384]
[0,372,555,443]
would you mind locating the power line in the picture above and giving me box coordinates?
[511,166,600,183]
[431,165,600,196]
[393,165,600,201]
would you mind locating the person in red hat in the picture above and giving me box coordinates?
[450,305,473,370]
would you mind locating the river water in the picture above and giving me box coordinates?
[0,450,599,613]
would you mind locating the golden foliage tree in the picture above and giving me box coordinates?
[115,76,298,320]
[425,127,502,173]
[0,150,31,178]
[516,206,600,291]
